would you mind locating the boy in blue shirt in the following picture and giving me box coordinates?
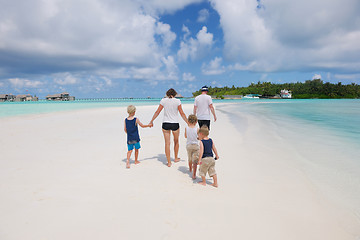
[124,105,151,168]
[198,126,220,187]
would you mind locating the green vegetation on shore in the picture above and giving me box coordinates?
[192,79,360,99]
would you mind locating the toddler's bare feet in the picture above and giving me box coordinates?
[126,161,130,169]
[211,183,218,188]
[167,162,172,167]
[134,160,140,164]
[192,175,196,180]
[174,158,180,163]
[198,181,206,186]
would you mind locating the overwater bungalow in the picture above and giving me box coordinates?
[15,94,38,102]
[46,92,75,101]
[0,94,16,102]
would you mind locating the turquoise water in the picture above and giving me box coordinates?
[237,99,360,144]
[0,98,243,118]
[0,99,163,118]
[227,99,360,218]
[2,99,359,142]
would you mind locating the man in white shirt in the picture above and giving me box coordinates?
[193,86,217,130]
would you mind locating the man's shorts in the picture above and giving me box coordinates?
[199,157,216,177]
[186,144,200,165]
[198,120,210,130]
[127,141,141,151]
[162,122,180,131]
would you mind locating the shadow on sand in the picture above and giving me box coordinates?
[149,154,186,166]
[122,155,212,183]
[177,165,213,184]
[178,166,192,178]
[121,154,162,164]
[121,154,174,166]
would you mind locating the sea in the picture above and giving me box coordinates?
[0,99,167,118]
[235,99,360,143]
[1,99,359,142]
[1,98,360,219]
[222,99,360,222]
[4,98,358,140]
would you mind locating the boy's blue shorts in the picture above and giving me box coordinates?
[127,142,141,151]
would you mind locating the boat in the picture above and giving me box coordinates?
[280,89,292,99]
[243,94,259,99]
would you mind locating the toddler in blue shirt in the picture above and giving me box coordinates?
[124,105,151,168]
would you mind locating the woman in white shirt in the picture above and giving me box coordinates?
[149,88,188,167]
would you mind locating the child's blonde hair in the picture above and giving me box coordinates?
[199,125,209,136]
[127,105,136,115]
[188,114,198,124]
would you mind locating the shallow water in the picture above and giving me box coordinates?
[0,99,163,118]
[249,99,360,143]
[0,98,244,118]
[3,98,358,144]
[223,99,360,221]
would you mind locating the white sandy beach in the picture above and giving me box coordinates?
[1,103,360,240]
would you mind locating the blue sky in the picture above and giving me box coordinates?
[1,0,360,98]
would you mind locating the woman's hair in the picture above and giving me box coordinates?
[127,105,136,114]
[199,125,209,136]
[166,88,177,98]
[188,114,198,124]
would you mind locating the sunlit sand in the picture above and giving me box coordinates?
[0,104,359,240]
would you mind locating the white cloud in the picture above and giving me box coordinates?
[197,26,214,46]
[125,55,179,81]
[101,76,113,86]
[312,74,322,80]
[197,9,210,22]
[155,22,176,50]
[210,0,360,72]
[53,72,78,85]
[183,72,196,81]
[8,78,43,88]
[0,0,184,81]
[228,62,257,71]
[138,0,203,15]
[161,55,179,80]
[202,57,226,75]
[183,83,197,94]
[77,76,115,93]
[211,80,222,88]
[182,25,191,39]
[177,26,214,62]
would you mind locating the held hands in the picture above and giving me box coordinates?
[148,122,154,128]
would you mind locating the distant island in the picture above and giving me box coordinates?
[192,79,360,99]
